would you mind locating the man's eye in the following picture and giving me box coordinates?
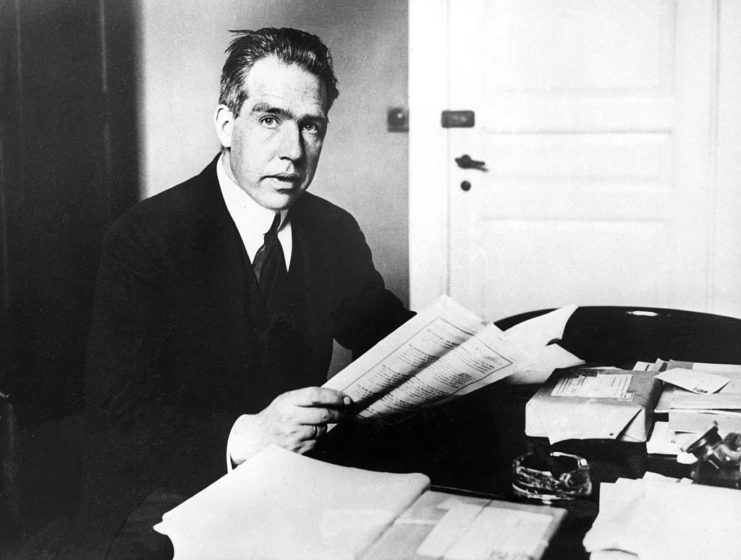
[303,122,321,135]
[261,116,279,128]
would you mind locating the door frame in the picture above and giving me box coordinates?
[408,0,741,318]
[409,0,450,310]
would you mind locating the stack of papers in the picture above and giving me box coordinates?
[584,477,741,560]
[154,446,430,560]
[155,445,567,560]
[324,295,583,423]
[525,368,661,443]
[363,491,565,560]
[638,360,741,456]
[644,421,695,461]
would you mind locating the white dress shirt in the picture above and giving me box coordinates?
[217,155,292,268]
[217,155,293,470]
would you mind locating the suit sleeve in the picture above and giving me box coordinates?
[85,214,234,491]
[329,212,415,357]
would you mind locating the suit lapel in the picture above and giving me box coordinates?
[184,158,261,380]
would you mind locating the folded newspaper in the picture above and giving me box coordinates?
[323,295,582,421]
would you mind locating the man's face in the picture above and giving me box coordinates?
[216,56,328,211]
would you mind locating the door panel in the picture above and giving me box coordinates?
[444,0,715,319]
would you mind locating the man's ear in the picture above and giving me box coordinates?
[214,105,235,148]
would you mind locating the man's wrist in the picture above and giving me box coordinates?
[226,413,265,471]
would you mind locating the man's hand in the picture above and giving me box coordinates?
[228,387,353,466]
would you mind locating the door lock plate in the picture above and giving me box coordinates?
[441,110,475,128]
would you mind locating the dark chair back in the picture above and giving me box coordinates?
[496,306,741,367]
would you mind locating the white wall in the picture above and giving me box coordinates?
[137,0,410,303]
[712,0,741,317]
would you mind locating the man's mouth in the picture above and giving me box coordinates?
[266,173,301,186]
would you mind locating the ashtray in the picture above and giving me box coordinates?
[512,451,592,503]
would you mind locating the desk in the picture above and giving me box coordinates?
[316,385,689,560]
[316,303,741,558]
[316,381,689,559]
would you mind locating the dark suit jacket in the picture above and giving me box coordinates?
[66,157,411,557]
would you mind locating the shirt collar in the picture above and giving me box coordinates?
[217,154,287,235]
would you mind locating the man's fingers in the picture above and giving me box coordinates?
[258,387,354,453]
[288,405,345,426]
[297,424,326,441]
[288,387,353,408]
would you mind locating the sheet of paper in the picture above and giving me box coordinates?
[526,369,659,443]
[324,295,531,419]
[417,502,554,560]
[502,304,577,360]
[645,421,695,460]
[154,445,430,560]
[656,368,730,394]
[504,344,584,385]
[640,471,692,484]
[654,384,678,413]
[585,478,741,560]
[669,360,741,375]
[646,421,676,455]
[362,491,564,560]
[634,359,668,372]
[670,393,741,410]
[672,408,741,418]
[551,373,632,399]
[590,551,639,560]
[667,361,741,392]
[656,362,741,412]
[416,502,483,557]
[532,403,640,444]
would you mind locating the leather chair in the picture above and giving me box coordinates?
[495,306,741,367]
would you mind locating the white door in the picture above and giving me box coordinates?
[410,0,738,321]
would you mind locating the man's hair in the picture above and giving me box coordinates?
[219,27,340,117]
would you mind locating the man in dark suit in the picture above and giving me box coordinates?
[66,27,412,559]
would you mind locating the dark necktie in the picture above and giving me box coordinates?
[252,213,287,309]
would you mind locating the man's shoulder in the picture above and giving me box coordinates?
[292,192,358,231]
[107,159,220,242]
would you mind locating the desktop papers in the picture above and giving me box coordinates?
[584,477,741,560]
[650,360,741,434]
[503,304,583,385]
[654,368,730,394]
[361,491,565,560]
[324,295,581,421]
[154,445,430,560]
[525,369,662,443]
[417,501,554,560]
[651,360,741,413]
[645,421,695,462]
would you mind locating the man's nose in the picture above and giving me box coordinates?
[278,122,303,161]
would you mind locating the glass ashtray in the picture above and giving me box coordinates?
[512,451,592,503]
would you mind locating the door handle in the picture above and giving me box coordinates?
[455,154,487,171]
